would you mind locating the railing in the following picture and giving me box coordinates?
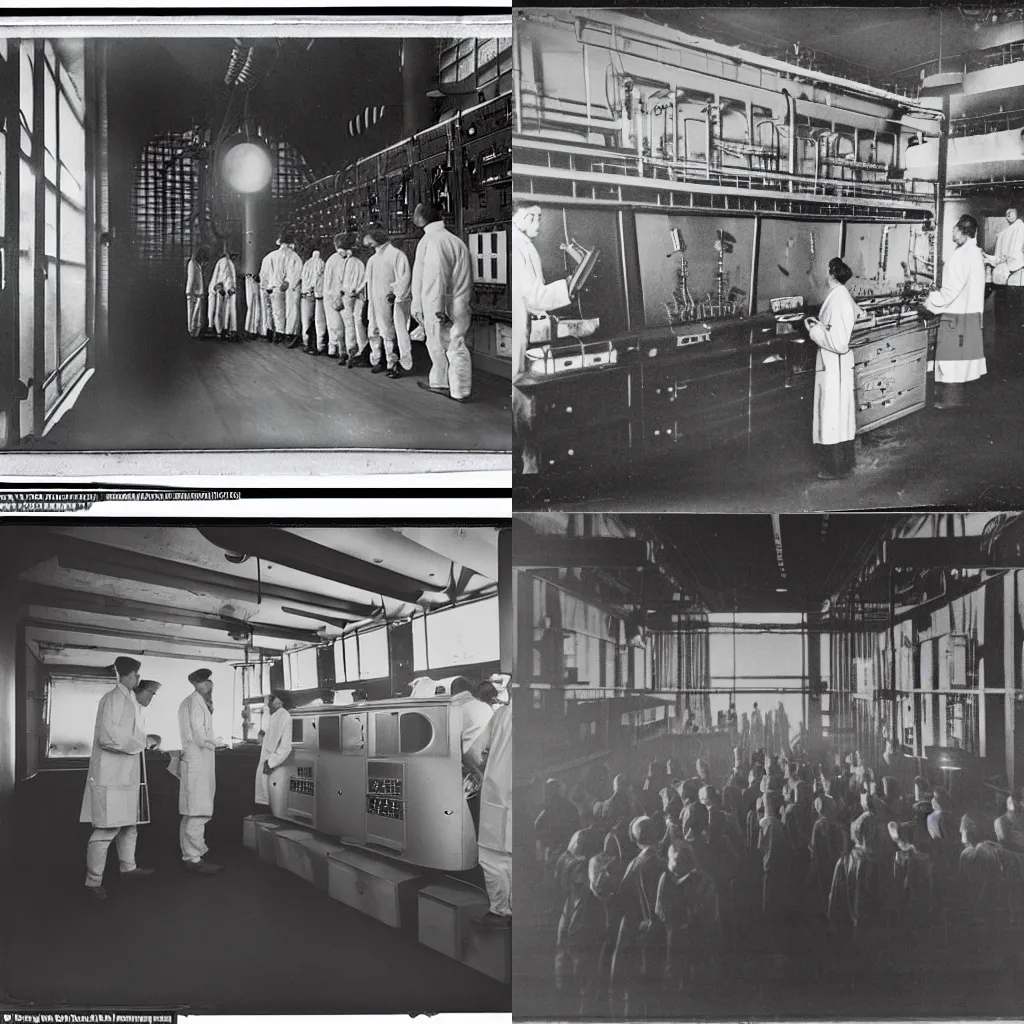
[950,107,1024,138]
[515,136,937,208]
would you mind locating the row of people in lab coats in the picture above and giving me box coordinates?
[184,203,475,400]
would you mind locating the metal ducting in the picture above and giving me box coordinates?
[197,526,450,604]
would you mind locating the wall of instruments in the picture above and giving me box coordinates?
[517,203,937,481]
[284,94,513,378]
[514,8,950,482]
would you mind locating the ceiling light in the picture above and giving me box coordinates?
[223,551,249,564]
[776,587,788,592]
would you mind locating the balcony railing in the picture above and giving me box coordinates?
[950,107,1024,137]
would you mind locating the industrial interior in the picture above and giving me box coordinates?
[0,34,511,461]
[0,524,511,1012]
[514,511,1024,1018]
[513,8,1024,509]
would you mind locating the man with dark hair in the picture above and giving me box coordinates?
[925,213,986,408]
[995,788,1024,854]
[363,226,413,378]
[411,201,474,401]
[513,200,573,475]
[80,656,155,900]
[324,232,370,366]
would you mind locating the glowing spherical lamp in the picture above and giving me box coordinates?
[221,141,274,194]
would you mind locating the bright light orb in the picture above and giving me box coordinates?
[222,142,273,194]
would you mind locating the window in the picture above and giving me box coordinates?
[413,614,428,672]
[424,596,499,669]
[438,37,512,89]
[357,628,389,681]
[46,679,110,758]
[132,134,201,264]
[292,647,318,689]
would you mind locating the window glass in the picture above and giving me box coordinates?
[334,641,348,685]
[412,614,428,672]
[343,635,359,681]
[292,647,318,690]
[357,628,389,680]
[424,596,499,669]
[44,64,57,183]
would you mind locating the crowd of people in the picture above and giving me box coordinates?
[533,743,1024,1016]
[182,202,476,401]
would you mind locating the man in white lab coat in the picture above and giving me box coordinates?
[185,249,209,339]
[925,214,987,409]
[450,677,496,831]
[469,692,512,927]
[512,200,573,474]
[264,234,304,348]
[363,226,413,379]
[984,204,1024,369]
[258,247,277,341]
[255,690,294,818]
[411,203,474,402]
[80,656,156,900]
[177,668,224,874]
[324,233,370,367]
[300,246,328,355]
[208,251,239,341]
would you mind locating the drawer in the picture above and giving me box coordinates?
[537,421,631,476]
[856,353,927,398]
[856,384,926,432]
[643,401,749,453]
[327,848,426,930]
[854,329,929,370]
[532,371,633,434]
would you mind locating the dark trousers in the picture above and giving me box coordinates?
[815,440,855,477]
[993,285,1024,370]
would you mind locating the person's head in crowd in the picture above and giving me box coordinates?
[135,679,161,708]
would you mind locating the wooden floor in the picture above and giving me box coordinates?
[31,334,510,453]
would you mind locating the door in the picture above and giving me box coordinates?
[315,711,367,844]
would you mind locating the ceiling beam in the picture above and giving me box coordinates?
[46,533,378,617]
[22,584,327,643]
[197,526,449,603]
[25,617,248,651]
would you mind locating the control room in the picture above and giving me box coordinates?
[513,8,1024,510]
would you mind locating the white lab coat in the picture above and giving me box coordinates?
[255,706,293,815]
[323,252,368,356]
[412,221,474,393]
[264,245,304,335]
[300,252,327,347]
[185,258,206,337]
[925,235,987,383]
[512,225,571,473]
[809,283,859,445]
[451,691,494,767]
[366,242,412,337]
[208,256,238,335]
[992,218,1024,286]
[178,690,217,817]
[474,700,512,857]
[259,251,277,334]
[80,682,147,828]
[244,274,264,336]
[511,225,570,379]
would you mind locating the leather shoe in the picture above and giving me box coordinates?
[121,868,155,879]
[85,885,107,901]
[348,351,372,369]
[337,353,349,367]
[417,382,450,396]
[371,363,388,374]
[287,336,303,349]
[184,860,223,875]
[386,365,404,379]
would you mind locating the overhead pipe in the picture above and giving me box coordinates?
[782,88,797,187]
[572,13,943,115]
[197,526,448,604]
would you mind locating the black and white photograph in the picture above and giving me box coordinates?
[0,19,511,478]
[0,522,512,1013]
[512,7,1024,509]
[513,511,1024,1019]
